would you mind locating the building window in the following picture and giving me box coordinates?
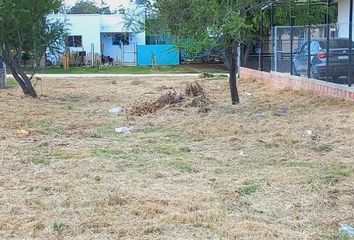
[112,33,129,46]
[67,36,82,47]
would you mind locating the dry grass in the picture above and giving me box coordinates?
[0,75,354,239]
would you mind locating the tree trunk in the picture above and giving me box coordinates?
[229,44,240,105]
[2,49,37,98]
[243,42,253,66]
[0,57,6,89]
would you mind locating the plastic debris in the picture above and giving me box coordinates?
[16,129,31,138]
[306,130,313,136]
[115,126,133,134]
[244,92,252,96]
[274,108,289,116]
[238,150,245,157]
[109,107,124,114]
[255,111,266,117]
[340,224,354,236]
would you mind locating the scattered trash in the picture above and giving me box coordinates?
[306,129,319,140]
[255,111,266,117]
[16,129,31,138]
[339,224,354,236]
[244,92,252,96]
[115,126,134,134]
[306,130,313,136]
[274,108,289,116]
[238,150,246,157]
[109,106,124,114]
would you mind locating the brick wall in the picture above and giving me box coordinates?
[240,67,354,101]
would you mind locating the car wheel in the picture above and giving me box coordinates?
[310,66,319,79]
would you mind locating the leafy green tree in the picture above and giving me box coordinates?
[69,0,112,14]
[127,0,264,104]
[0,0,67,97]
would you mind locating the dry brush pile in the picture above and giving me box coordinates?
[126,81,211,116]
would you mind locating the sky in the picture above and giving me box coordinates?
[64,0,132,8]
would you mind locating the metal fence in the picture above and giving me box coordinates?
[272,23,354,86]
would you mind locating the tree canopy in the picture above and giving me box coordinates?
[68,0,112,14]
[0,0,67,97]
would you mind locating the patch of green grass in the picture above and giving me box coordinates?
[169,159,193,173]
[154,144,184,155]
[321,163,352,184]
[235,180,262,196]
[92,148,125,158]
[28,156,50,165]
[27,120,65,137]
[199,72,215,78]
[331,231,354,240]
[6,78,17,86]
[37,65,228,75]
[51,150,75,160]
[140,126,192,143]
[287,161,314,168]
[53,221,65,235]
[63,104,75,111]
[32,221,45,231]
[310,143,333,153]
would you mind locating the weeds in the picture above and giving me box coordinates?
[235,180,262,196]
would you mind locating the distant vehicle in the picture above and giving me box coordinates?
[292,38,354,82]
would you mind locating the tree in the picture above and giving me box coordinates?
[126,0,264,104]
[68,0,112,14]
[125,0,336,104]
[0,0,67,97]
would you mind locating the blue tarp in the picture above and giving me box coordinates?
[137,44,180,66]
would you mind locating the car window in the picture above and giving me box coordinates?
[319,39,354,49]
[311,41,320,52]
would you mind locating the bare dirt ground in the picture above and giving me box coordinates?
[0,75,353,240]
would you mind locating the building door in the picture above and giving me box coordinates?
[122,43,137,66]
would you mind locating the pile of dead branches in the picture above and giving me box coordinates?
[127,81,211,116]
[185,81,207,98]
[127,90,183,116]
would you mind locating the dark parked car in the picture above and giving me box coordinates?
[292,38,354,82]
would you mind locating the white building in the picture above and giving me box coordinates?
[47,9,145,66]
[337,0,354,37]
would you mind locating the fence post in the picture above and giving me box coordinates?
[348,0,353,87]
[271,0,274,72]
[325,0,330,82]
[290,8,294,75]
[307,0,311,78]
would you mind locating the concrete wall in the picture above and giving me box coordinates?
[240,67,354,101]
[137,45,179,66]
[48,14,102,54]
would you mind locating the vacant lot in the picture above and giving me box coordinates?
[0,75,353,239]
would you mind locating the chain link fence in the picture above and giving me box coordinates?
[272,23,354,86]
